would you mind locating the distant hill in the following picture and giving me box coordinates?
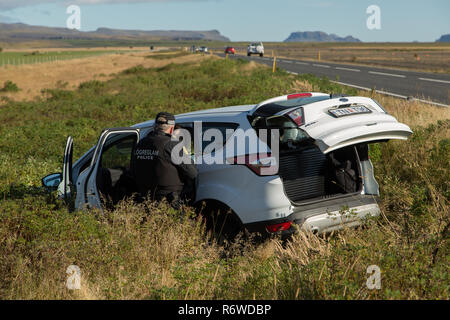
[436,34,450,42]
[0,22,230,43]
[93,27,229,41]
[284,31,361,43]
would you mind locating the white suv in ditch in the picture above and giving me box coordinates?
[42,93,412,238]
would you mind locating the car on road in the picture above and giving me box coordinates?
[225,46,236,54]
[247,42,264,57]
[198,46,208,53]
[42,93,412,239]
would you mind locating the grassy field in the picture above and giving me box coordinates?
[0,55,448,299]
[0,50,207,102]
[0,49,148,67]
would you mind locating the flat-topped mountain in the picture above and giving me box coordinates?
[284,31,361,42]
[436,34,450,42]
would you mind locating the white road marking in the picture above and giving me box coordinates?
[418,77,450,84]
[295,61,309,65]
[335,67,361,72]
[368,71,406,78]
[313,64,331,68]
[330,80,449,108]
[284,60,293,63]
[287,71,298,75]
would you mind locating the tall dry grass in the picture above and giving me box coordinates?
[0,57,448,299]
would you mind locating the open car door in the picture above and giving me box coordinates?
[81,128,140,210]
[58,136,74,202]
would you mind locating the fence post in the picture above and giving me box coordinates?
[272,56,277,73]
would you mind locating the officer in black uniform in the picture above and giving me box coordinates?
[130,112,197,209]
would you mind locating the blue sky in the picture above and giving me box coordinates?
[0,0,449,42]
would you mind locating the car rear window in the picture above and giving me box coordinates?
[252,96,330,117]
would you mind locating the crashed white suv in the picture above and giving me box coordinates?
[42,93,412,238]
[247,42,264,57]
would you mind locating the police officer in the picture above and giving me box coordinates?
[131,112,197,209]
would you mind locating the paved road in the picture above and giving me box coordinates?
[216,53,450,106]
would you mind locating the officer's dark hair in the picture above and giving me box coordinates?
[155,112,175,132]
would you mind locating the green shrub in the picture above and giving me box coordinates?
[0,80,19,92]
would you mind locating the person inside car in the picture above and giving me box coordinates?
[130,112,198,209]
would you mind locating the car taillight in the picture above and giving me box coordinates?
[226,153,278,176]
[265,221,292,233]
[287,107,305,126]
[287,93,312,100]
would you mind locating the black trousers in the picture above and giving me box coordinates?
[154,190,183,210]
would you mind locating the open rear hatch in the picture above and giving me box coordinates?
[301,103,412,154]
[249,94,412,204]
[250,94,412,154]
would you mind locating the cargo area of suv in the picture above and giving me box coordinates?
[278,144,362,204]
[248,93,412,212]
[249,104,363,205]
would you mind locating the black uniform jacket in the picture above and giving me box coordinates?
[131,130,198,197]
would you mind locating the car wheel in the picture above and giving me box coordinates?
[197,201,243,245]
[260,53,263,57]
[247,53,251,56]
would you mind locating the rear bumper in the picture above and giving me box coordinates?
[290,195,380,234]
[243,194,380,238]
[290,194,380,234]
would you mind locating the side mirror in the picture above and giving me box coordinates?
[41,173,62,191]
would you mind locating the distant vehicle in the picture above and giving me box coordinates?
[247,42,264,57]
[198,46,208,53]
[43,93,412,239]
[225,46,236,54]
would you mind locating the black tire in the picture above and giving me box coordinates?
[247,53,251,56]
[260,53,263,57]
[197,202,243,245]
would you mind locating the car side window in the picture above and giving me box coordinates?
[100,134,137,171]
[176,122,238,155]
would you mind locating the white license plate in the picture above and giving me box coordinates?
[329,106,371,117]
